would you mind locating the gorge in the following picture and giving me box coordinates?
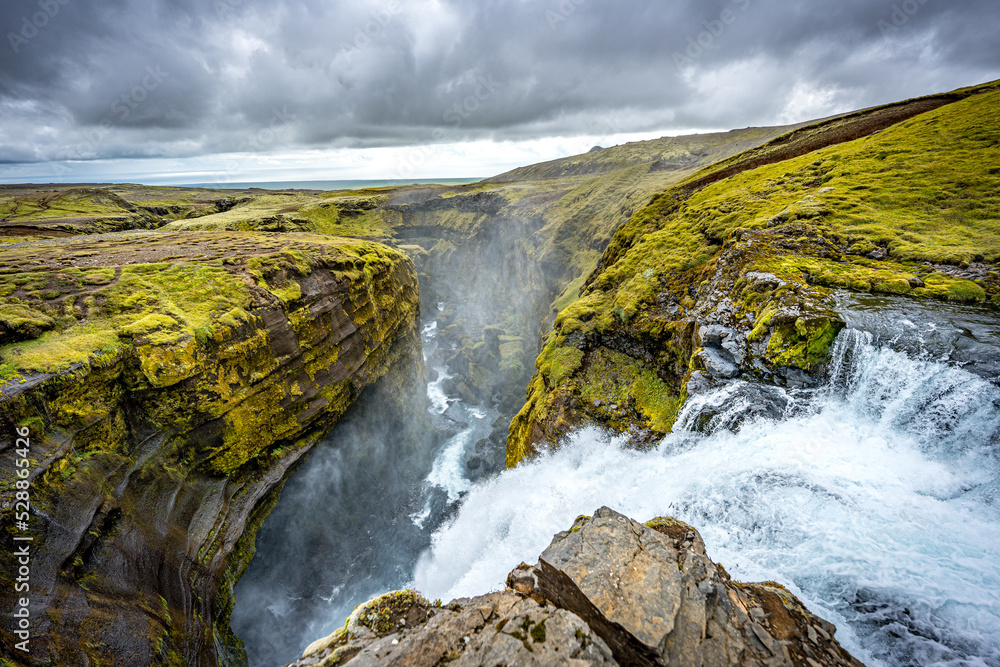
[1,79,999,666]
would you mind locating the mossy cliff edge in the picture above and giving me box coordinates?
[508,81,1000,465]
[0,231,422,665]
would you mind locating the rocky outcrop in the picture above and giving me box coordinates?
[0,232,423,665]
[289,508,863,667]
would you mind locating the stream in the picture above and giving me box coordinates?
[231,305,498,666]
[234,295,1000,667]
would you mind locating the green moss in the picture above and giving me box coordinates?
[551,273,587,315]
[0,302,56,331]
[119,313,182,338]
[2,323,120,373]
[81,268,116,285]
[765,316,844,371]
[353,590,429,637]
[645,516,688,531]
[539,339,584,386]
[683,90,1000,265]
[578,348,681,433]
[530,619,547,643]
[0,188,137,222]
[1,232,417,478]
[914,273,987,302]
[0,362,25,383]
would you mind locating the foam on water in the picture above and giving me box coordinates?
[426,367,453,415]
[422,321,454,415]
[416,395,498,515]
[424,429,475,502]
[414,331,1000,667]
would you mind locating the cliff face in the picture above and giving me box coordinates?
[507,81,1000,465]
[289,508,864,667]
[0,232,423,665]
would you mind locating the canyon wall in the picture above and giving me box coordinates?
[0,232,423,665]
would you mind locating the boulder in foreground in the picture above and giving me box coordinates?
[290,507,864,666]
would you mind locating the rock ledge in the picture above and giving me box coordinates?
[290,508,864,667]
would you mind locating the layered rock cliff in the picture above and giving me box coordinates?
[0,232,423,665]
[289,508,863,667]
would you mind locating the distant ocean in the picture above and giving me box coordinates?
[178,178,483,191]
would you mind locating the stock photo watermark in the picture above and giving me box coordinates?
[339,1,403,63]
[8,425,34,653]
[878,0,931,38]
[395,75,502,178]
[7,0,70,54]
[215,0,246,21]
[78,65,170,153]
[546,0,588,31]
[215,106,296,184]
[672,0,752,71]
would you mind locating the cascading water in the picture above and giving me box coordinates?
[233,288,999,667]
[414,297,1000,667]
[231,307,499,666]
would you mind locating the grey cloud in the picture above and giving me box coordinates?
[0,0,998,167]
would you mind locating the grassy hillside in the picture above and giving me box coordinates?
[507,81,1000,465]
[485,125,805,183]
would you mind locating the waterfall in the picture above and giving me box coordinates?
[233,291,1000,667]
[231,310,497,666]
[414,318,1000,667]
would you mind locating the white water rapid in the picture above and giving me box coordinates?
[414,308,1000,667]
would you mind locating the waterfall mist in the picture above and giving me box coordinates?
[228,364,443,666]
[230,209,554,665]
[228,204,1000,667]
[414,301,1000,667]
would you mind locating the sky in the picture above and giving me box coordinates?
[0,0,998,185]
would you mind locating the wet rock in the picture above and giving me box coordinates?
[696,346,740,379]
[744,271,787,291]
[442,403,469,427]
[483,325,503,351]
[291,509,864,667]
[685,370,713,396]
[697,323,735,347]
[782,367,815,389]
[678,381,791,434]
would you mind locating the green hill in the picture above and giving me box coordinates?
[508,80,1000,464]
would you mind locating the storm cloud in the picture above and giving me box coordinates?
[0,0,998,178]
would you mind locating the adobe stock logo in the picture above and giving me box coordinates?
[395,74,502,178]
[546,0,588,31]
[7,0,71,54]
[877,0,932,38]
[79,66,169,152]
[672,0,752,71]
[339,1,403,63]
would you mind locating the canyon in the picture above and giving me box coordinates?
[1,79,999,666]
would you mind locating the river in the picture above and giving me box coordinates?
[235,295,1000,667]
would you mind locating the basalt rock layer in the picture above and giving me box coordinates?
[289,508,864,667]
[0,232,423,665]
